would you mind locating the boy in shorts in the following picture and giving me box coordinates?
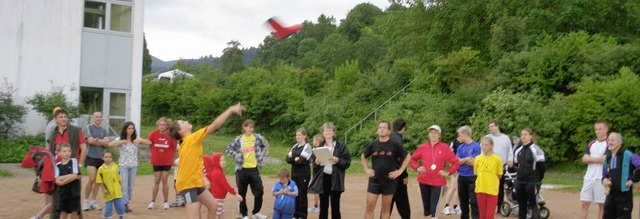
[55,143,82,218]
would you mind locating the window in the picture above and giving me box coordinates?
[110,4,132,32]
[84,0,133,33]
[84,1,106,29]
[80,87,104,114]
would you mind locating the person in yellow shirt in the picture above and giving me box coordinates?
[168,103,245,219]
[226,119,270,219]
[96,150,125,219]
[474,137,503,219]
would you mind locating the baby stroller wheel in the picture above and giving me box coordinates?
[540,206,550,219]
[499,202,511,217]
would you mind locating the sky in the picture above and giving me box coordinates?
[144,0,391,61]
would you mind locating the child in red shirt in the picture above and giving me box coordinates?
[203,153,243,219]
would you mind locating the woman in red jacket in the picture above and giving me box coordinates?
[410,125,460,218]
[203,153,243,219]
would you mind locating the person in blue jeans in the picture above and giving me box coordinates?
[272,168,298,219]
[456,125,481,219]
[96,150,125,219]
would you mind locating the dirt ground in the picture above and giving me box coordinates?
[1,163,638,219]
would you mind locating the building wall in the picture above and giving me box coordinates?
[0,0,144,136]
[0,0,84,135]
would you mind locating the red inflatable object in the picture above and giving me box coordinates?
[267,17,303,40]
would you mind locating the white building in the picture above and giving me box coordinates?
[1,0,144,135]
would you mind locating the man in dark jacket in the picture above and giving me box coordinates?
[389,118,411,219]
[602,132,640,219]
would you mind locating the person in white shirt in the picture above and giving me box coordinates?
[484,121,513,208]
[579,120,609,219]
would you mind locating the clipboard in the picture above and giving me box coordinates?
[312,147,332,165]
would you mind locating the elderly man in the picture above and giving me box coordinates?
[602,132,640,219]
[82,112,110,211]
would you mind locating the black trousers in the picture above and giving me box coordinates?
[603,191,633,219]
[292,175,310,219]
[498,172,506,206]
[458,175,479,219]
[319,173,342,219]
[418,183,442,217]
[516,181,539,219]
[390,177,411,219]
[236,168,264,217]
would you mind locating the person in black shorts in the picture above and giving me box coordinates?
[361,121,410,219]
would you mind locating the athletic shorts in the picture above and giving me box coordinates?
[580,178,606,203]
[367,179,398,195]
[153,165,172,172]
[58,197,81,213]
[180,187,206,205]
[85,157,104,168]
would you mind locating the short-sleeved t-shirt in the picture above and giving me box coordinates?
[584,139,608,180]
[96,163,123,202]
[456,141,481,177]
[84,125,108,159]
[148,130,178,166]
[474,154,503,195]
[176,128,207,192]
[242,134,258,168]
[363,138,407,182]
[56,158,81,198]
[114,137,140,168]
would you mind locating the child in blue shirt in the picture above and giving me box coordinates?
[272,168,298,219]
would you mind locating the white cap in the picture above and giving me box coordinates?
[428,125,441,134]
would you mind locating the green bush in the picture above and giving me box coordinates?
[0,134,44,163]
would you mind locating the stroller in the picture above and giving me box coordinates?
[499,170,550,219]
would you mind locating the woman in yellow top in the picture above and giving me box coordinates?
[474,137,503,219]
[168,103,245,219]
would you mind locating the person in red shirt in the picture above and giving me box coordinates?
[410,125,460,218]
[203,153,243,219]
[147,117,178,210]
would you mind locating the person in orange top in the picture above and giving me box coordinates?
[168,103,245,219]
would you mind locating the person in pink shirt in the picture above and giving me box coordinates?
[411,125,460,218]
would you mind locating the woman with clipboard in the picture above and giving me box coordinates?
[309,122,351,219]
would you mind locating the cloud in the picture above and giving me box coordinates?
[144,0,390,61]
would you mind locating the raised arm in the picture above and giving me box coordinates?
[205,103,245,135]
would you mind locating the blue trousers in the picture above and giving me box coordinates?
[272,209,294,219]
[103,198,125,219]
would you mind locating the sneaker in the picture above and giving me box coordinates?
[81,200,91,211]
[148,202,156,209]
[163,202,170,210]
[242,217,250,219]
[308,206,320,213]
[252,212,268,219]
[170,202,179,207]
[29,216,42,219]
[453,206,462,215]
[90,200,102,211]
[443,206,451,215]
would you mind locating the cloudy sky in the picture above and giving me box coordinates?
[144,0,391,61]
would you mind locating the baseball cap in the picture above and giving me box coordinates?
[428,125,441,134]
[511,135,519,139]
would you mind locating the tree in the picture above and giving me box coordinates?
[0,80,26,139]
[220,40,245,74]
[339,3,384,42]
[26,87,80,120]
[142,34,152,75]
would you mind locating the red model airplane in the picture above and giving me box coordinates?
[267,17,303,40]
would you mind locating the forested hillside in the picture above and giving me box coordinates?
[142,0,640,165]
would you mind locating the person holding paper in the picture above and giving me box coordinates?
[361,121,410,219]
[311,122,351,219]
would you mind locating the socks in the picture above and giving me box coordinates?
[445,204,450,207]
